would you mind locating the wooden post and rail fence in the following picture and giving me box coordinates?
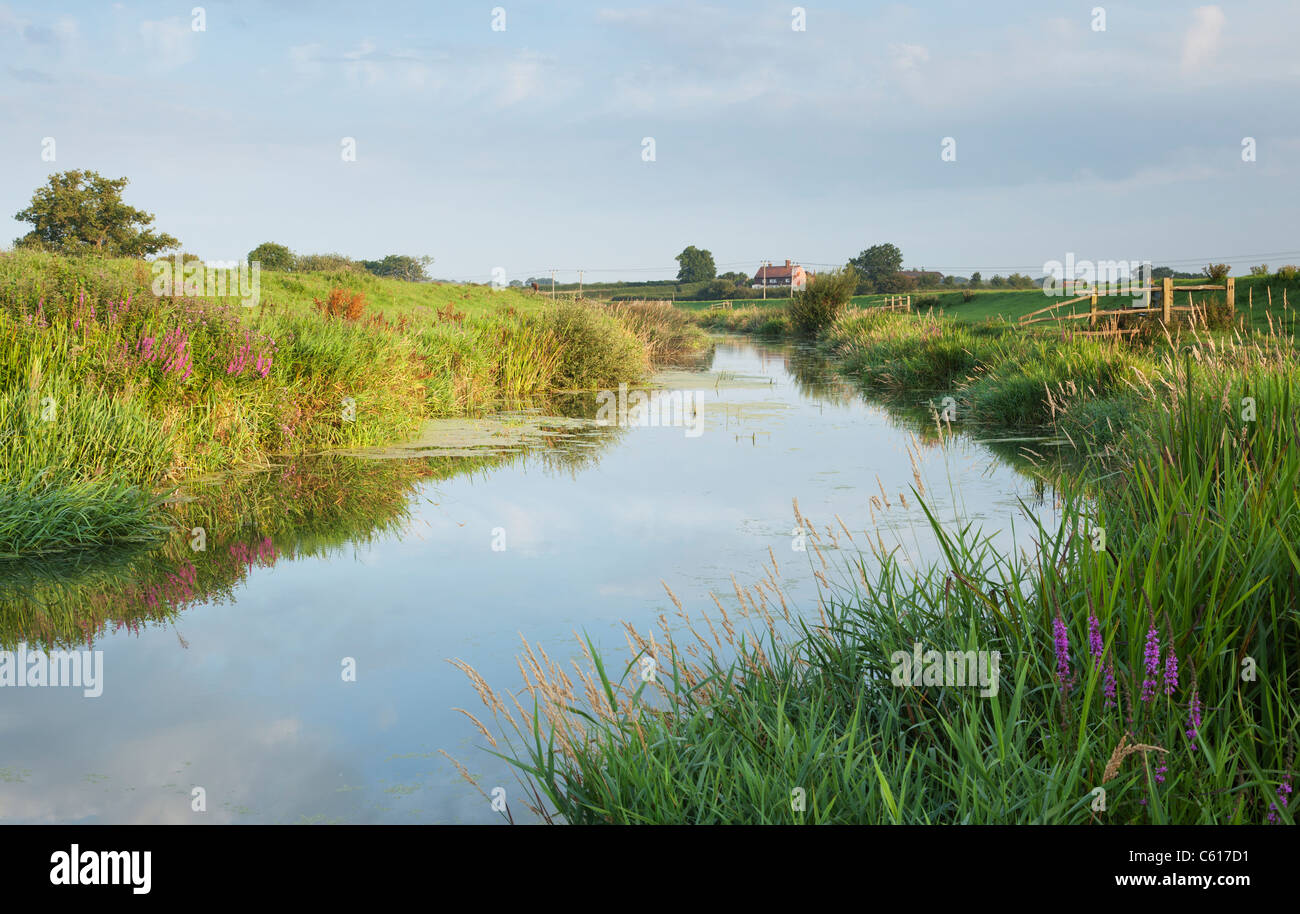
[1017,278,1234,337]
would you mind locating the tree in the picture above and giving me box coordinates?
[14,170,180,256]
[1202,263,1231,282]
[874,272,915,293]
[719,270,749,286]
[969,271,983,288]
[362,254,433,282]
[849,243,904,288]
[989,274,1006,288]
[248,242,295,271]
[675,245,716,283]
[942,275,957,287]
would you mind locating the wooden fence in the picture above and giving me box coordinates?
[877,295,912,312]
[1018,278,1234,336]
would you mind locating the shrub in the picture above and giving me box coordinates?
[313,288,367,321]
[540,301,647,388]
[916,295,941,309]
[295,252,361,273]
[1202,263,1231,282]
[248,242,295,272]
[873,272,916,294]
[788,267,856,335]
[1276,265,1299,282]
[1249,264,1270,276]
[962,290,975,302]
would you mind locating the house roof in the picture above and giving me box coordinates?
[754,262,803,279]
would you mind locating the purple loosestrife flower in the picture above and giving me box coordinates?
[1103,660,1117,709]
[1164,644,1179,696]
[1186,688,1202,751]
[1141,625,1160,702]
[1053,615,1073,694]
[1088,614,1104,667]
[1155,763,1166,785]
[1267,776,1292,824]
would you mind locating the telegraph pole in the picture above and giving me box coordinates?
[550,268,555,300]
[578,270,584,299]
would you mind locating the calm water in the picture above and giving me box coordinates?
[0,336,1059,824]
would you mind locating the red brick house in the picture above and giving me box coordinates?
[751,260,810,291]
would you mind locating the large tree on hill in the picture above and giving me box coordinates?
[13,170,180,256]
[850,243,904,288]
[675,245,716,283]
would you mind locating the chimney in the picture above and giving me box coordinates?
[784,259,791,267]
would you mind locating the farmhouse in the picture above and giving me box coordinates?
[752,260,809,291]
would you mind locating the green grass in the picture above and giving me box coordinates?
[0,249,708,555]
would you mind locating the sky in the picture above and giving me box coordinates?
[1,0,1297,283]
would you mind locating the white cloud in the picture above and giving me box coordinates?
[1182,5,1225,72]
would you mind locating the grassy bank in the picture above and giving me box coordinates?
[0,250,708,556]
[454,303,1299,824]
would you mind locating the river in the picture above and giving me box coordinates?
[0,335,1060,823]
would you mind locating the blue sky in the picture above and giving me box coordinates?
[2,1,1297,282]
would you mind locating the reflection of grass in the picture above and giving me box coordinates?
[0,456,427,648]
[0,422,625,648]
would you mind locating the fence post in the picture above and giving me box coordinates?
[1225,277,1235,317]
[1090,293,1098,328]
[1161,278,1173,324]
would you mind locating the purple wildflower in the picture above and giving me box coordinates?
[1155,763,1167,785]
[1103,659,1117,709]
[1053,615,1073,694]
[1186,688,1202,751]
[1267,775,1293,824]
[1163,644,1179,696]
[1088,614,1104,667]
[1141,625,1160,702]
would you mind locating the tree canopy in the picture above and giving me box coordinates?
[849,243,904,288]
[675,245,716,283]
[247,242,295,271]
[13,170,179,256]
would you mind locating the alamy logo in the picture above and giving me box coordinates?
[1040,255,1152,300]
[0,644,103,697]
[49,845,151,894]
[890,642,1001,697]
